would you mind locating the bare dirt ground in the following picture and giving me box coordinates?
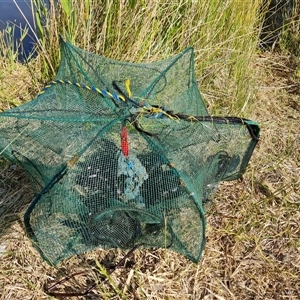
[0,52,299,299]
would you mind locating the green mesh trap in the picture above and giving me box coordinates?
[0,39,260,265]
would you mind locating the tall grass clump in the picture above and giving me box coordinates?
[0,23,34,110]
[27,0,266,114]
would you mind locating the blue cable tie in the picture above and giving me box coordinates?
[113,93,121,102]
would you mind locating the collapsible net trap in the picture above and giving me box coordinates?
[0,39,259,265]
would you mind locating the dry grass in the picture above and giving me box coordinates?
[0,50,299,299]
[0,60,36,112]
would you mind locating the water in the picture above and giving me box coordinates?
[0,0,37,60]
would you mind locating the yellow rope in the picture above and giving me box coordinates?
[186,115,198,122]
[125,79,132,98]
[145,107,179,121]
[39,79,183,122]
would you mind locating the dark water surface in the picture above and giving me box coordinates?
[0,0,36,60]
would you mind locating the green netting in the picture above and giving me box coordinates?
[0,39,260,265]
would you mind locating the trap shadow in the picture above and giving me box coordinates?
[0,158,33,238]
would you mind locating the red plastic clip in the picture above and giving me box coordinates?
[120,126,129,157]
